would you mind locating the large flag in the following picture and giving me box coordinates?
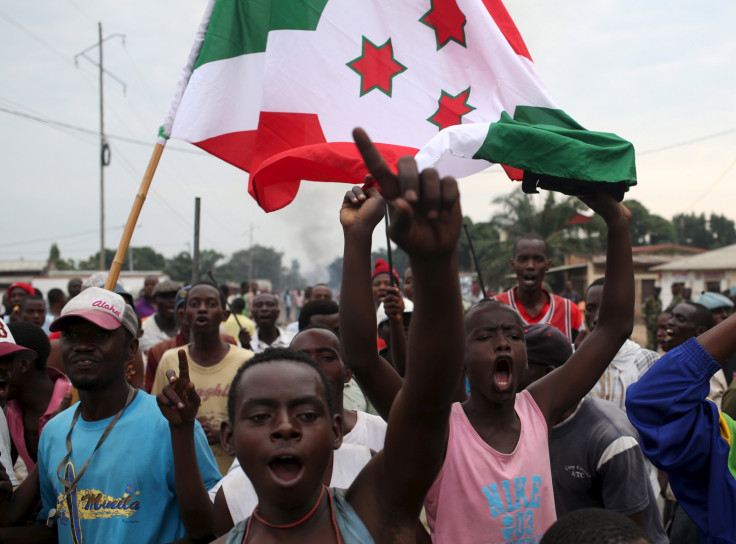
[160,0,636,212]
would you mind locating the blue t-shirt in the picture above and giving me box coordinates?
[37,391,221,544]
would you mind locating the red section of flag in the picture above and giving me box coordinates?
[502,164,524,180]
[480,0,532,61]
[197,112,417,212]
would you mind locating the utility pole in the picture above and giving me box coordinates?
[192,197,201,283]
[75,23,125,270]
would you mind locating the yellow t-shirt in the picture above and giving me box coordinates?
[152,343,254,475]
[223,313,256,344]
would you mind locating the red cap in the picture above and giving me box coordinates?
[6,282,34,298]
[372,259,400,285]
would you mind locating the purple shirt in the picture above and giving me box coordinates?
[134,297,156,318]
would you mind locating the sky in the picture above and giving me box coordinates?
[1,0,735,283]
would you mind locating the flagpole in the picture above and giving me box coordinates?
[104,142,165,291]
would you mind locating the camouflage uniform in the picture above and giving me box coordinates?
[642,295,662,351]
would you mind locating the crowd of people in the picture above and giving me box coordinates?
[0,131,733,543]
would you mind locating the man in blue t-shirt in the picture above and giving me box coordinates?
[26,287,220,543]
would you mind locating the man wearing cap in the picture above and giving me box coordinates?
[32,287,220,543]
[697,292,736,386]
[139,279,181,357]
[4,282,35,323]
[519,323,668,544]
[4,322,71,471]
[371,258,400,308]
[0,318,29,486]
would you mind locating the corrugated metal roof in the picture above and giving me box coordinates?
[652,244,736,271]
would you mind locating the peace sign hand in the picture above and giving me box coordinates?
[353,128,461,258]
[156,349,200,427]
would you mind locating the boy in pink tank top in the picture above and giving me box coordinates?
[341,188,634,543]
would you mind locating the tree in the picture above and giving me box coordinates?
[48,243,75,271]
[480,189,601,291]
[673,213,712,249]
[709,213,736,248]
[78,246,168,271]
[623,199,676,246]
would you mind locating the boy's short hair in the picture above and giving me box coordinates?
[465,299,522,325]
[585,276,605,298]
[540,508,651,544]
[227,347,335,423]
[298,299,339,331]
[19,294,44,311]
[512,234,548,257]
[186,281,226,309]
[7,322,50,371]
[683,301,714,330]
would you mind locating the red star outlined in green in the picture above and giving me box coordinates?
[420,0,467,50]
[347,37,407,97]
[427,88,475,130]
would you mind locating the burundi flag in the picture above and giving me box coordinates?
[160,0,636,212]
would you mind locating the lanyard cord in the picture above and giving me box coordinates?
[56,386,138,498]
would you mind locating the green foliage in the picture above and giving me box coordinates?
[622,199,676,246]
[48,243,75,270]
[672,212,736,249]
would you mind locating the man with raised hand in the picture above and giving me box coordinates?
[31,287,220,544]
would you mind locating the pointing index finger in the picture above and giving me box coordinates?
[177,349,190,382]
[353,128,399,200]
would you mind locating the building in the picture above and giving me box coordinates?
[651,243,736,309]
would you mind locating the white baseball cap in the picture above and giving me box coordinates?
[0,317,37,358]
[50,287,138,337]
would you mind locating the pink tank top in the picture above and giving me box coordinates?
[424,391,557,543]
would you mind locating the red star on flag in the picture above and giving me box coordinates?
[427,88,476,130]
[347,37,407,96]
[420,0,467,49]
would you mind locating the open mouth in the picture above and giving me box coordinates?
[493,357,512,392]
[268,455,304,484]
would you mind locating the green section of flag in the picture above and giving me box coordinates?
[195,0,329,70]
[475,106,637,184]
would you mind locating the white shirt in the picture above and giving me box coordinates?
[249,327,295,353]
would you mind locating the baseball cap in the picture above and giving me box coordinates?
[81,272,134,305]
[376,298,414,325]
[0,317,37,358]
[50,287,138,337]
[154,280,181,297]
[524,323,572,368]
[174,284,192,313]
[695,292,734,311]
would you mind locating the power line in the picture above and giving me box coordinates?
[686,156,736,211]
[637,128,736,155]
[0,106,204,155]
[0,8,78,68]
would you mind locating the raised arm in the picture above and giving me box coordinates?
[626,320,736,542]
[346,128,465,533]
[339,184,404,420]
[529,192,633,425]
[157,350,215,542]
